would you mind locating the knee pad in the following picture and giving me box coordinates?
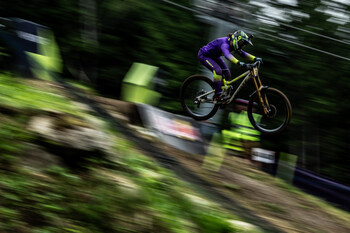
[213,70,222,81]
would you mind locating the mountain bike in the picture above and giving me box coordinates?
[180,61,292,135]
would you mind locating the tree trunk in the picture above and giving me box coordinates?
[79,0,99,84]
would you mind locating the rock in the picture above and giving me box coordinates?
[20,143,62,171]
[27,112,112,166]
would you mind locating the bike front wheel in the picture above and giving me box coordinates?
[180,75,219,121]
[248,87,292,135]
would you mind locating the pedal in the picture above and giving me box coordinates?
[222,86,233,100]
[222,95,231,101]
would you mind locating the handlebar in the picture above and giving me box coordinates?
[246,61,261,70]
[252,60,261,67]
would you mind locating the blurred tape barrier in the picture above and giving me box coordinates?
[273,152,350,210]
[0,17,62,79]
[293,167,350,211]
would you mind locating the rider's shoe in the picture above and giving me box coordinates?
[213,86,233,104]
[213,92,226,103]
[213,94,229,107]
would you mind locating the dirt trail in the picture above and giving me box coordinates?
[39,79,350,233]
[161,144,350,233]
[90,95,350,233]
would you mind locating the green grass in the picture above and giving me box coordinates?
[0,74,82,116]
[2,74,350,233]
[0,75,254,233]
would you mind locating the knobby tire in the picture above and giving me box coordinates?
[180,75,219,121]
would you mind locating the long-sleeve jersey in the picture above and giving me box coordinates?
[199,37,256,64]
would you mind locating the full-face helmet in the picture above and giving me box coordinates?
[233,30,253,50]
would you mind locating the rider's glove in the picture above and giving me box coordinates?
[254,57,263,64]
[237,61,247,69]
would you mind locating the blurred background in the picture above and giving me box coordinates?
[0,0,350,229]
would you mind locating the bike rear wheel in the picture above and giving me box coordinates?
[248,87,292,135]
[180,75,219,121]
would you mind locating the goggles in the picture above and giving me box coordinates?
[238,39,253,49]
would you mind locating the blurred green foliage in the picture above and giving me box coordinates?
[0,0,349,229]
[0,68,242,232]
[0,75,81,115]
[0,0,349,187]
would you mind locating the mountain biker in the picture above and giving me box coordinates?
[197,30,262,102]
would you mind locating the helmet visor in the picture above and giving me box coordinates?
[238,39,253,49]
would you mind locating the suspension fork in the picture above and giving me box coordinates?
[252,74,270,115]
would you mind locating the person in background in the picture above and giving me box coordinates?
[222,100,261,159]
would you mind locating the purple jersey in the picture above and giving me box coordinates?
[200,37,232,58]
[199,37,255,64]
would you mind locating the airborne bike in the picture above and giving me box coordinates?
[180,61,292,135]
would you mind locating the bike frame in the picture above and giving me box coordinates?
[198,62,270,115]
[197,70,254,104]
[225,70,250,104]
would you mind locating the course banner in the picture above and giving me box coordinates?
[0,17,62,79]
[137,104,206,155]
[252,148,275,164]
